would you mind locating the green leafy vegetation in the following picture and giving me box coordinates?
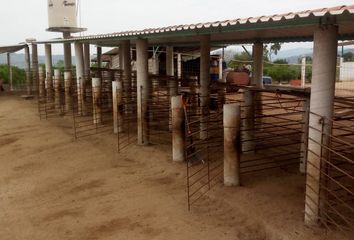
[343,52,354,62]
[0,64,25,85]
[263,61,300,83]
[228,43,314,83]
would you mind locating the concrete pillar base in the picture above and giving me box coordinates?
[223,103,241,186]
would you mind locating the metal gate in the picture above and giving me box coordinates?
[240,92,306,174]
[141,75,176,145]
[116,72,137,153]
[38,72,74,120]
[306,97,354,237]
[72,69,115,139]
[185,103,224,210]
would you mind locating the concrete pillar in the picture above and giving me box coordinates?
[223,103,241,186]
[83,43,91,82]
[136,39,150,145]
[172,96,185,162]
[112,81,123,134]
[301,57,306,87]
[177,53,182,79]
[252,42,264,88]
[122,40,132,110]
[45,44,53,101]
[38,66,45,98]
[243,90,255,152]
[31,43,39,93]
[152,55,159,75]
[63,32,72,72]
[119,44,124,70]
[6,53,13,91]
[217,57,226,110]
[64,71,72,112]
[304,25,338,226]
[74,42,86,115]
[24,45,31,95]
[166,46,174,76]
[339,57,344,81]
[92,77,102,125]
[97,46,102,68]
[167,46,177,95]
[300,97,310,174]
[219,56,223,80]
[53,69,61,111]
[200,35,211,140]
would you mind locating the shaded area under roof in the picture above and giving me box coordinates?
[35,5,354,47]
[0,44,27,54]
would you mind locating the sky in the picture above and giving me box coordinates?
[0,0,353,54]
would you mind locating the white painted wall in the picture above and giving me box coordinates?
[339,61,354,81]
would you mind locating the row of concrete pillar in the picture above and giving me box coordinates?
[170,25,339,228]
[32,24,338,228]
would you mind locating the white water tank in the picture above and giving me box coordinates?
[47,0,77,30]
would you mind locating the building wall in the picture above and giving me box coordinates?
[339,61,354,81]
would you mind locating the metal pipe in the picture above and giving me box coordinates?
[223,103,241,186]
[172,95,185,162]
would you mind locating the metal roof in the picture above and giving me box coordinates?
[338,40,354,46]
[0,44,27,54]
[36,5,354,46]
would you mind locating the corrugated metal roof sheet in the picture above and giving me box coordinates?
[67,5,353,41]
[35,5,354,45]
[0,44,27,54]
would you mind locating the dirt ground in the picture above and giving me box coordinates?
[0,94,339,240]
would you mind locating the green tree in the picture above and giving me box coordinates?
[228,51,252,69]
[54,60,65,72]
[0,64,25,85]
[343,52,354,62]
[264,43,283,62]
[273,59,288,64]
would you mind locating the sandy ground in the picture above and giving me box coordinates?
[0,94,340,240]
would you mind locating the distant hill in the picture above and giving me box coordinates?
[275,48,354,64]
[0,53,76,69]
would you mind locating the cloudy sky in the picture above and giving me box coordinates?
[0,0,353,54]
